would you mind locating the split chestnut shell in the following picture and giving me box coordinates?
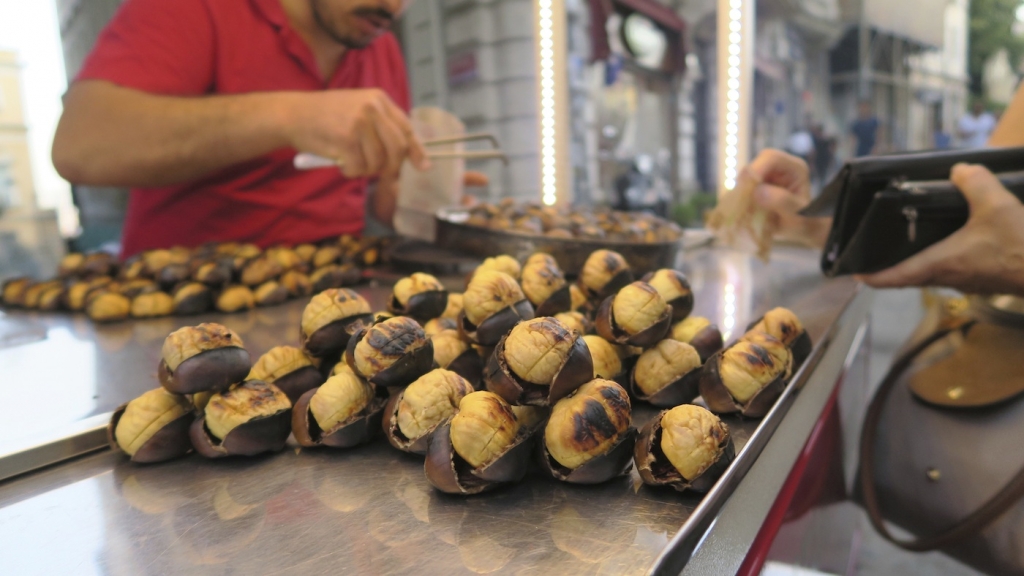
[300,288,373,358]
[108,389,193,464]
[345,316,434,388]
[388,272,449,323]
[382,369,475,454]
[698,336,792,418]
[158,323,251,394]
[189,381,292,458]
[745,307,812,368]
[669,316,725,362]
[634,405,735,492]
[629,339,703,408]
[292,380,388,449]
[595,283,673,348]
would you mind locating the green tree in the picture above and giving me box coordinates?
[969,0,1024,95]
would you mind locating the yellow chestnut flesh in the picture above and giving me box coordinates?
[162,323,244,371]
[582,335,626,379]
[634,339,701,396]
[580,250,628,296]
[719,341,788,403]
[450,391,521,468]
[554,311,588,335]
[750,307,804,347]
[671,316,711,343]
[353,316,428,379]
[130,292,173,317]
[475,255,521,280]
[205,380,291,441]
[463,271,525,327]
[310,365,375,431]
[545,379,630,470]
[216,285,255,312]
[739,331,791,368]
[431,329,470,368]
[115,388,192,456]
[612,282,667,335]
[393,273,445,306]
[397,369,474,440]
[249,346,313,382]
[87,292,131,321]
[660,404,727,481]
[442,293,464,319]
[423,317,457,336]
[646,269,691,303]
[301,288,371,336]
[503,317,575,385]
[521,253,567,305]
[569,284,588,311]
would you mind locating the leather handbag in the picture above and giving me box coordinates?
[858,294,1024,575]
[802,146,1024,277]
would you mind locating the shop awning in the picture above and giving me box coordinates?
[589,0,687,74]
[861,0,946,48]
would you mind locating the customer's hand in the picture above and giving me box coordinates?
[285,89,430,178]
[859,164,1024,295]
[742,149,832,249]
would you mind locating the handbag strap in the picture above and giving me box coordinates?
[859,321,1024,552]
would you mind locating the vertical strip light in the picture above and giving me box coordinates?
[717,0,754,194]
[536,0,571,206]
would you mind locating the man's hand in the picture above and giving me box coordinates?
[285,88,430,179]
[744,149,832,249]
[859,164,1024,296]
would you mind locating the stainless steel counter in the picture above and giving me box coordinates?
[0,247,868,575]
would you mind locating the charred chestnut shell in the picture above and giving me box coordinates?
[249,346,324,403]
[190,381,292,458]
[458,299,535,347]
[484,320,593,407]
[539,428,636,485]
[459,271,535,346]
[521,253,571,316]
[2,277,32,307]
[629,340,702,408]
[641,269,695,321]
[382,369,475,454]
[344,317,434,388]
[634,406,735,492]
[108,390,193,464]
[388,273,449,322]
[431,330,484,388]
[424,415,536,495]
[172,282,214,315]
[698,338,792,418]
[745,307,812,368]
[292,385,388,449]
[300,288,373,358]
[670,316,725,363]
[578,249,633,304]
[595,284,673,348]
[158,324,252,394]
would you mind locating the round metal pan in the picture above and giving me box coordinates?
[434,207,681,275]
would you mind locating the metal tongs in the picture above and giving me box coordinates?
[293,132,507,170]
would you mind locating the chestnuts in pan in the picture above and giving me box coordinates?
[172,282,214,315]
[249,346,324,402]
[746,307,811,367]
[109,388,194,463]
[130,291,174,318]
[389,272,448,322]
[596,281,672,348]
[630,339,702,407]
[216,285,256,313]
[345,315,434,387]
[641,269,694,321]
[582,335,637,386]
[578,250,633,303]
[459,270,535,346]
[158,323,252,394]
[698,334,792,418]
[634,404,735,492]
[86,292,131,322]
[425,391,535,495]
[520,253,570,316]
[669,316,724,362]
[190,380,292,458]
[539,378,636,484]
[292,364,386,448]
[300,288,373,358]
[485,317,593,407]
[431,329,483,387]
[383,368,475,454]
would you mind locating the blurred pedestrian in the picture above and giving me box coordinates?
[958,100,996,149]
[850,100,881,157]
[786,125,814,165]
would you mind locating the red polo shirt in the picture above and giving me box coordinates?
[76,0,411,258]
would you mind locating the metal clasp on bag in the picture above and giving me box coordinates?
[903,206,918,242]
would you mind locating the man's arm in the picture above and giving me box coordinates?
[370,174,399,228]
[52,81,428,187]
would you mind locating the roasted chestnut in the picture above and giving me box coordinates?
[156,263,191,288]
[279,270,313,298]
[431,329,483,387]
[310,264,361,292]
[569,284,589,313]
[158,323,252,394]
[425,391,535,495]
[389,272,448,322]
[553,311,592,335]
[746,307,811,367]
[192,259,233,286]
[578,250,633,303]
[630,339,702,407]
[190,380,292,458]
[61,277,111,311]
[240,257,283,287]
[641,269,694,321]
[119,278,159,299]
[539,379,635,483]
[292,364,385,448]
[86,292,131,322]
[345,315,433,387]
[459,270,534,346]
[266,246,304,272]
[109,388,193,463]
[442,293,463,319]
[423,317,458,335]
[294,243,317,264]
[596,282,672,348]
[698,335,792,418]
[37,285,65,311]
[634,404,734,492]
[1,277,31,307]
[472,255,521,281]
[520,253,570,316]
[216,285,256,313]
[669,316,724,362]
[313,245,342,268]
[253,280,289,307]
[82,252,117,277]
[130,291,174,318]
[300,288,373,357]
[485,316,592,406]
[581,335,636,385]
[383,368,475,454]
[58,252,85,277]
[22,280,62,309]
[249,345,324,402]
[172,282,214,315]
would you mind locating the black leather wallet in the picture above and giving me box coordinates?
[802,146,1024,277]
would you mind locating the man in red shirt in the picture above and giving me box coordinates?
[51,0,429,258]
